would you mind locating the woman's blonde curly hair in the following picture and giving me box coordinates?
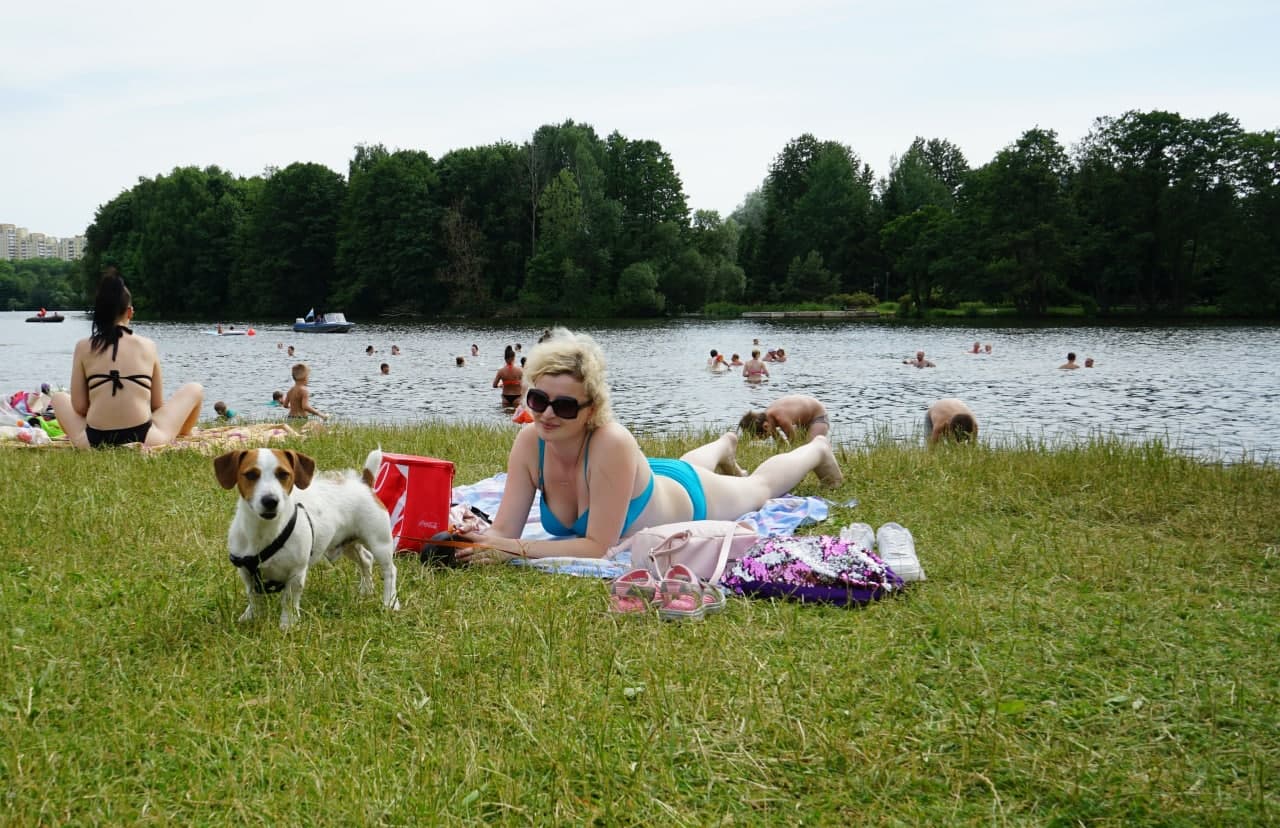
[523,327,613,429]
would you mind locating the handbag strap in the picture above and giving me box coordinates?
[649,531,692,571]
[707,525,739,585]
[651,526,738,585]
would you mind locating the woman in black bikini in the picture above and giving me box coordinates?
[51,267,204,448]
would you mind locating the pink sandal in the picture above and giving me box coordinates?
[609,569,657,615]
[658,564,725,621]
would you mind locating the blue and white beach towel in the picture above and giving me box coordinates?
[451,473,831,579]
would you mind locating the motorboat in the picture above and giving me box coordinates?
[26,312,64,323]
[293,311,355,333]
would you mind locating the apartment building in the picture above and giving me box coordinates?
[0,223,87,261]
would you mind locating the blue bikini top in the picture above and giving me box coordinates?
[538,435,654,538]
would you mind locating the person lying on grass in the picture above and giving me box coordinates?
[455,327,844,565]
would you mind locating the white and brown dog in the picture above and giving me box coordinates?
[214,447,400,629]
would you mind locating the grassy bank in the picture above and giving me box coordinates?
[1,425,1276,824]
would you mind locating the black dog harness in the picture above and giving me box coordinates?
[230,504,313,593]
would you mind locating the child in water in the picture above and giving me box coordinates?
[284,363,327,420]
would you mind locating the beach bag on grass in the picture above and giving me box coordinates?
[722,534,906,607]
[373,453,456,553]
[612,520,759,584]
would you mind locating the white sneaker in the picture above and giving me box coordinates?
[839,522,876,554]
[876,522,926,582]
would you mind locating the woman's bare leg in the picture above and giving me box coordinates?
[680,432,748,476]
[693,434,843,521]
[147,383,204,445]
[50,392,89,449]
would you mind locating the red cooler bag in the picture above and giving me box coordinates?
[373,453,455,552]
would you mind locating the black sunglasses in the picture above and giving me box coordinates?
[526,388,591,419]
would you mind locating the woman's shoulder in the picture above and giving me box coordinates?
[590,421,641,453]
[124,332,159,353]
[511,422,541,451]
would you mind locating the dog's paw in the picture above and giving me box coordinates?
[238,606,256,623]
[385,596,402,612]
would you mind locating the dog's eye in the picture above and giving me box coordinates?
[244,469,260,481]
[275,470,290,482]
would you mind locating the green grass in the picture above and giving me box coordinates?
[2,425,1277,824]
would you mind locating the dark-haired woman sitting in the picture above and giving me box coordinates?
[51,267,204,448]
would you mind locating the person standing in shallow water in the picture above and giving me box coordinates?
[904,350,935,368]
[493,345,524,407]
[742,349,769,383]
[51,266,204,448]
[454,328,844,564]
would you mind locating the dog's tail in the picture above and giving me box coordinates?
[362,447,383,488]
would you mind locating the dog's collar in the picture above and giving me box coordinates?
[230,504,313,593]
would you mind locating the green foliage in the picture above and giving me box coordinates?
[829,290,877,308]
[434,141,532,308]
[335,147,442,316]
[659,247,710,312]
[880,204,959,312]
[1073,111,1246,313]
[751,134,877,301]
[1,425,1276,823]
[125,166,249,315]
[881,137,963,219]
[783,250,839,301]
[232,162,345,317]
[963,128,1074,314]
[614,262,664,316]
[0,259,80,310]
[71,111,1280,321]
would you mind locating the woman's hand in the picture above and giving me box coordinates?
[454,533,519,565]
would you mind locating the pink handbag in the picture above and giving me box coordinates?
[610,520,760,584]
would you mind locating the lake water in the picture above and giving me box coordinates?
[4,311,1277,463]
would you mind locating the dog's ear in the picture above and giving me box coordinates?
[287,451,317,489]
[213,451,248,489]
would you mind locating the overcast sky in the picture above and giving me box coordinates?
[3,0,1276,238]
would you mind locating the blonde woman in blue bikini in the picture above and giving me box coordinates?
[456,328,843,564]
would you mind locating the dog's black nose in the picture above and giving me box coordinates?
[260,495,279,513]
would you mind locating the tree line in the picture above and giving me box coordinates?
[0,259,80,311]
[78,110,1279,319]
